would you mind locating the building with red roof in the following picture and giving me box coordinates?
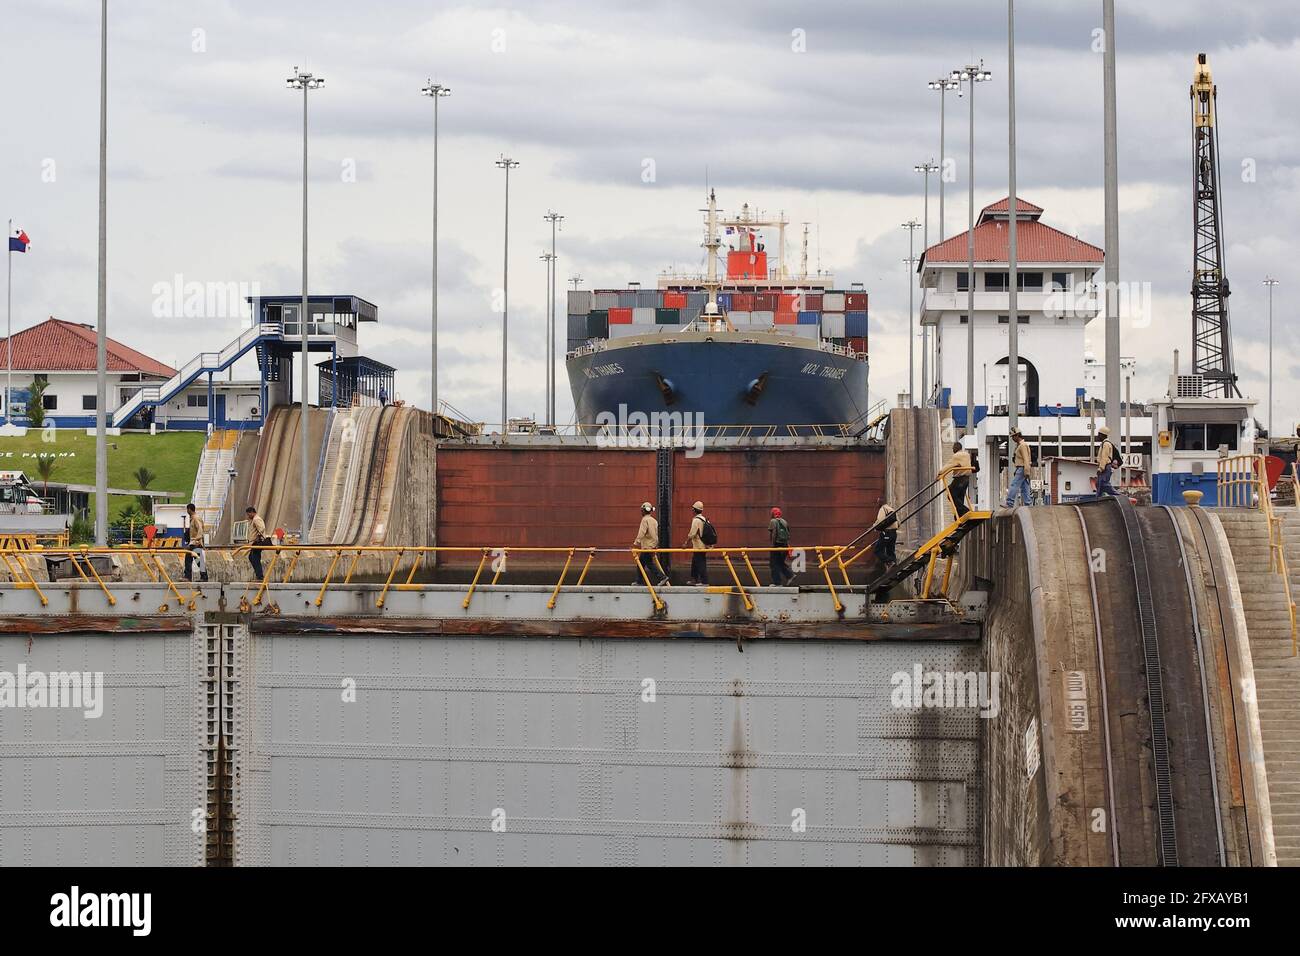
[0,317,174,427]
[918,198,1111,425]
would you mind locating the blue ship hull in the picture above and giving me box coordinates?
[567,330,869,431]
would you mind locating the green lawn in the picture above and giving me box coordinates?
[0,429,205,521]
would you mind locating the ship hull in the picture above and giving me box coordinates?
[567,332,869,431]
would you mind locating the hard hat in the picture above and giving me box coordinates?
[641,501,654,512]
[1098,425,1110,436]
[1010,428,1022,438]
[771,507,782,518]
[692,500,704,511]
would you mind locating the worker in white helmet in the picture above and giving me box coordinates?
[633,501,669,587]
[1096,425,1120,497]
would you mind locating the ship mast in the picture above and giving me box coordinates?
[703,188,721,312]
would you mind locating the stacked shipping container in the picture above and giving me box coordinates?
[566,288,868,353]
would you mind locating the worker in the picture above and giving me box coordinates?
[633,501,669,587]
[685,500,711,586]
[245,506,268,580]
[873,503,898,569]
[941,441,973,518]
[378,384,389,407]
[1005,428,1033,507]
[1096,425,1120,497]
[767,507,793,586]
[183,502,208,582]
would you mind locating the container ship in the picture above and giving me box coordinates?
[565,191,871,433]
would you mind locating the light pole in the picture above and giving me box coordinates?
[914,161,938,404]
[927,76,960,243]
[1265,277,1279,435]
[1008,0,1020,431]
[95,0,108,544]
[287,66,323,539]
[1102,0,1121,438]
[903,220,921,406]
[421,80,450,419]
[495,156,519,429]
[543,211,563,426]
[540,251,555,421]
[956,61,992,434]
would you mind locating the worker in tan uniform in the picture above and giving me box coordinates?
[183,502,208,582]
[245,506,268,580]
[685,500,711,586]
[1005,428,1033,507]
[1096,425,1120,497]
[941,442,973,518]
[873,502,898,568]
[633,501,669,587]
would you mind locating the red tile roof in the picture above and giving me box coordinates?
[979,196,1044,219]
[0,318,175,377]
[923,219,1104,265]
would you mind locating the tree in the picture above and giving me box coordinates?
[35,454,56,496]
[133,466,156,514]
[26,377,48,428]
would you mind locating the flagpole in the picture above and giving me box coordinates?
[6,217,11,426]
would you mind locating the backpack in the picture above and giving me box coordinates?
[772,517,789,547]
[700,517,718,547]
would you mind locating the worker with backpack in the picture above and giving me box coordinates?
[686,500,715,586]
[768,507,794,586]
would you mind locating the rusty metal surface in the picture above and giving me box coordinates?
[436,446,657,563]
[0,615,193,634]
[247,615,978,642]
[672,447,886,571]
[434,445,886,570]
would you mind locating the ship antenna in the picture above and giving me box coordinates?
[703,188,721,316]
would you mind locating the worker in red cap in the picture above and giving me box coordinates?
[767,506,794,586]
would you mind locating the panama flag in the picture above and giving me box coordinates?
[8,229,29,253]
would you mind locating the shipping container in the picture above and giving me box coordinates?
[820,313,845,338]
[847,336,867,354]
[662,291,687,309]
[804,293,823,311]
[608,324,652,339]
[617,291,637,309]
[846,291,868,310]
[728,311,752,324]
[632,307,656,324]
[608,307,633,324]
[687,291,708,309]
[796,310,820,325]
[567,290,593,315]
[774,312,797,325]
[753,292,777,311]
[655,307,681,325]
[636,289,659,308]
[567,314,588,338]
[778,293,800,314]
[732,293,755,311]
[682,306,703,325]
[593,292,618,311]
[587,310,610,338]
[752,310,776,325]
[716,292,732,311]
[845,311,868,338]
[823,292,846,311]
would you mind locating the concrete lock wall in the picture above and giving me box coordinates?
[230,630,981,866]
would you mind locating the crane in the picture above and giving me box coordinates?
[1189,52,1240,397]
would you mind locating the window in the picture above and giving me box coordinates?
[984,272,1009,291]
[1017,272,1043,290]
[34,374,48,384]
[1051,272,1072,291]
[82,395,96,410]
[42,394,57,410]
[1174,422,1238,452]
[996,315,1031,324]
[956,272,970,291]
[958,315,969,324]
[186,393,208,408]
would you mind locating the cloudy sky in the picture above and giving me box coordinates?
[2,1,1297,430]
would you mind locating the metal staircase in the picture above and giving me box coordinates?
[112,323,282,427]
[190,429,241,530]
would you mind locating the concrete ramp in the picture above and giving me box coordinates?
[966,502,1274,866]
[885,407,945,562]
[243,405,330,538]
